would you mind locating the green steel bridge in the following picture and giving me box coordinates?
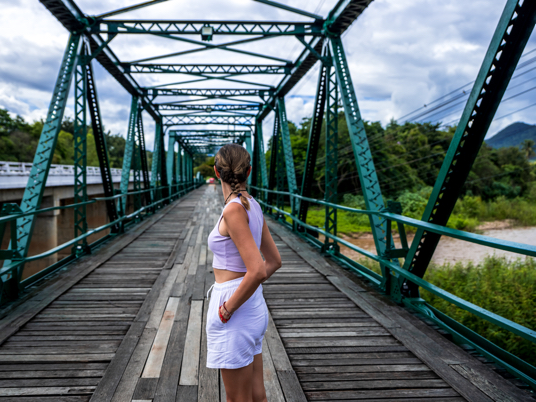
[0,0,535,400]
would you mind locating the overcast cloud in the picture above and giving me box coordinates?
[1,0,535,152]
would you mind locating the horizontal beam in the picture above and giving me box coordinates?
[169,129,251,134]
[157,104,260,111]
[149,88,271,97]
[163,114,254,126]
[94,20,323,36]
[126,64,290,74]
[39,0,161,122]
[258,0,374,120]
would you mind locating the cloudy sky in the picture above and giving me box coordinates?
[1,0,535,152]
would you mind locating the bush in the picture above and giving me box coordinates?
[423,256,536,366]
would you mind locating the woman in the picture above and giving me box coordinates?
[206,144,282,402]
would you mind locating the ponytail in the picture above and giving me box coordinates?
[215,144,251,210]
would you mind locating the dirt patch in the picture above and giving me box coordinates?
[476,219,515,231]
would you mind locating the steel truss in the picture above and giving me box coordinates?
[15,0,536,390]
[126,64,289,75]
[95,20,323,36]
[163,114,254,126]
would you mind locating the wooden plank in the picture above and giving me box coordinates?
[277,370,307,402]
[132,377,158,400]
[197,300,219,402]
[305,388,461,400]
[89,321,146,402]
[264,314,292,372]
[261,338,285,402]
[153,297,190,402]
[142,297,181,378]
[179,301,203,386]
[175,385,197,402]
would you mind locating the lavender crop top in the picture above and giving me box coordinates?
[207,196,264,272]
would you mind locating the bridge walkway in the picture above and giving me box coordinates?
[0,186,531,401]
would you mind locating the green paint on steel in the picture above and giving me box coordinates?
[73,41,88,255]
[329,36,399,292]
[1,34,82,291]
[298,61,327,225]
[119,96,139,215]
[402,0,536,298]
[276,97,298,216]
[324,47,338,251]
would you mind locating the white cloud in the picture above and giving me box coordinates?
[1,0,534,154]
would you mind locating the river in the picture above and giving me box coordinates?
[338,226,536,266]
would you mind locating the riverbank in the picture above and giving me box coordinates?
[337,224,536,265]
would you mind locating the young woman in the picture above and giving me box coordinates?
[206,144,282,402]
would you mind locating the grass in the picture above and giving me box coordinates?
[349,255,536,367]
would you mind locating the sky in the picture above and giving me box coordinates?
[1,0,535,152]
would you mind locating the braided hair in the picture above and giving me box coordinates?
[214,144,251,210]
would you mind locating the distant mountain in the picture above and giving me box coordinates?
[486,122,536,149]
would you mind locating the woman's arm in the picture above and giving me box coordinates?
[259,218,281,281]
[221,204,267,316]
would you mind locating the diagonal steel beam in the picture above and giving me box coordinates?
[401,0,536,297]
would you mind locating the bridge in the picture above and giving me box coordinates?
[0,0,535,401]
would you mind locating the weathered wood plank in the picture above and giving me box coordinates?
[142,297,181,378]
[179,301,203,386]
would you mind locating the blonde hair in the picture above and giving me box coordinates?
[215,144,251,210]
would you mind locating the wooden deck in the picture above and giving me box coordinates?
[0,185,532,401]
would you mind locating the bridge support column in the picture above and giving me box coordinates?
[29,195,59,278]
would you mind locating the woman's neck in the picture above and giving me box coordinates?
[221,181,249,204]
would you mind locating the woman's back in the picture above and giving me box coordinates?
[208,196,263,272]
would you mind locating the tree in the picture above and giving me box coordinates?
[521,139,536,160]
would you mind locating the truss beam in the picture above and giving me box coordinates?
[150,88,270,98]
[95,20,323,36]
[157,104,260,112]
[401,0,536,297]
[126,64,289,75]
[163,114,254,126]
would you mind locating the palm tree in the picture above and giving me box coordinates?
[520,139,536,160]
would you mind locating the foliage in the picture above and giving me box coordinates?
[422,256,536,366]
[194,156,216,179]
[0,107,135,169]
[352,255,536,366]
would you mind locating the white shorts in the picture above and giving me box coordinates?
[206,277,269,369]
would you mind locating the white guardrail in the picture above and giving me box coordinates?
[0,161,143,189]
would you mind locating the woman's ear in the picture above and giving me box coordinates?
[246,165,252,178]
[213,165,220,179]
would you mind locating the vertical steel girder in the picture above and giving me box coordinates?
[275,130,286,210]
[329,37,397,292]
[166,134,176,188]
[276,97,298,217]
[267,115,280,210]
[175,142,182,192]
[120,97,139,214]
[86,52,119,233]
[257,122,268,191]
[324,49,338,251]
[73,42,88,255]
[136,113,152,206]
[151,121,163,201]
[2,34,82,285]
[244,132,253,186]
[132,118,142,214]
[402,0,536,297]
[298,62,327,225]
[159,130,169,200]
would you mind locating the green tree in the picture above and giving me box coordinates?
[521,139,535,160]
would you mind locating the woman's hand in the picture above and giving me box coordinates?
[219,302,232,323]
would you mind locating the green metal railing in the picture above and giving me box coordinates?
[250,185,536,390]
[0,180,204,297]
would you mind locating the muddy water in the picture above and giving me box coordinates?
[339,227,536,266]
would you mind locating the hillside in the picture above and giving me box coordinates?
[486,122,536,149]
